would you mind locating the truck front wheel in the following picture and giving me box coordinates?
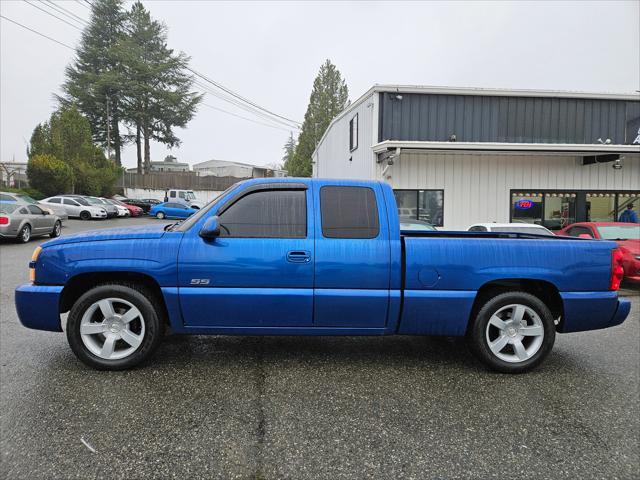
[66,284,165,370]
[467,291,555,373]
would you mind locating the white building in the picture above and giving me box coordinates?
[0,161,28,188]
[126,155,190,173]
[193,159,287,178]
[313,85,640,230]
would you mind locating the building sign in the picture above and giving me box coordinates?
[515,199,535,210]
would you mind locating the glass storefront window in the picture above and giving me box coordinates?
[418,190,444,226]
[511,193,543,225]
[587,193,616,222]
[393,190,444,227]
[617,194,639,223]
[543,193,576,230]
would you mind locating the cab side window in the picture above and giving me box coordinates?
[320,186,379,239]
[219,189,306,238]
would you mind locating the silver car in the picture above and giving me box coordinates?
[0,202,62,243]
[40,196,107,220]
[81,196,119,218]
[0,191,68,221]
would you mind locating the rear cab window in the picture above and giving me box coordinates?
[320,186,379,239]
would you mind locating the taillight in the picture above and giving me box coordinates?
[610,248,624,291]
[0,216,9,225]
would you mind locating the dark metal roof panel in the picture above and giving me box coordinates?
[379,93,640,145]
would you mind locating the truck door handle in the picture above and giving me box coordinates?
[287,250,311,263]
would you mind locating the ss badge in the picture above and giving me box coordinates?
[190,278,210,285]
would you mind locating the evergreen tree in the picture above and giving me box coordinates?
[61,0,127,166]
[28,106,120,195]
[282,132,296,173]
[118,1,201,173]
[289,60,349,177]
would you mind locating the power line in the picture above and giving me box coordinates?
[23,0,83,31]
[193,78,299,130]
[0,14,75,50]
[44,1,89,26]
[200,102,294,132]
[188,67,302,128]
[74,0,90,9]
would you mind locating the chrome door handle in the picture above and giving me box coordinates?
[286,250,311,263]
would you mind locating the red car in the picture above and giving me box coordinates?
[108,198,144,217]
[557,222,640,283]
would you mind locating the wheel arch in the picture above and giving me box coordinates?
[59,271,170,324]
[467,278,563,334]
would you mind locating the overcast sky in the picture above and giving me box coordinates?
[1,0,639,169]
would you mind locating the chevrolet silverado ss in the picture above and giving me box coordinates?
[15,179,631,372]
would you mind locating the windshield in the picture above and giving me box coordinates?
[16,194,37,204]
[85,197,103,205]
[491,226,554,236]
[597,225,640,240]
[175,185,236,231]
[0,203,18,213]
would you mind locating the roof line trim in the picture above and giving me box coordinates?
[371,140,640,154]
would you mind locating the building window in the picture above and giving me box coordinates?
[320,186,379,238]
[349,114,358,152]
[393,190,444,227]
[511,191,640,229]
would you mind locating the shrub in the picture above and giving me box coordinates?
[26,154,74,197]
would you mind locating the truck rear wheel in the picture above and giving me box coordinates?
[66,284,165,370]
[467,291,555,373]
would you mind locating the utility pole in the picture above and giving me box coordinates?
[106,97,111,162]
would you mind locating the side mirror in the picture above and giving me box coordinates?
[578,233,592,239]
[42,209,50,215]
[199,216,221,239]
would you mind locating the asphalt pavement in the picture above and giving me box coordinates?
[1,218,638,479]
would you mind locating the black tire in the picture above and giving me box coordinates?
[156,211,165,219]
[17,224,31,243]
[466,291,555,374]
[50,220,62,238]
[80,210,91,221]
[66,283,165,370]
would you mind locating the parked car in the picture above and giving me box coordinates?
[0,191,68,222]
[122,198,160,213]
[107,198,143,217]
[399,217,437,231]
[79,196,119,218]
[0,202,61,243]
[557,222,640,283]
[467,223,555,236]
[164,189,205,209]
[16,179,630,372]
[103,199,129,217]
[149,202,197,219]
[40,196,107,220]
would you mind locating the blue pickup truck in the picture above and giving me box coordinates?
[15,178,630,372]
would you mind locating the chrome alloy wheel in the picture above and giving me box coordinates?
[80,298,145,360]
[485,304,544,363]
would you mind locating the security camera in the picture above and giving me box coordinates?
[387,158,395,166]
[612,159,622,170]
[395,94,403,100]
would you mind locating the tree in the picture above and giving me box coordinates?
[282,132,296,173]
[61,0,127,166]
[28,106,121,196]
[289,60,349,177]
[26,155,74,197]
[118,1,201,173]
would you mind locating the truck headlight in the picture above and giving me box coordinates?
[29,246,42,283]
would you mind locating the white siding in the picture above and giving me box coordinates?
[384,152,640,230]
[314,93,377,179]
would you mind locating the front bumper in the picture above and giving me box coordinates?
[15,284,63,332]
[92,211,108,219]
[559,291,631,333]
